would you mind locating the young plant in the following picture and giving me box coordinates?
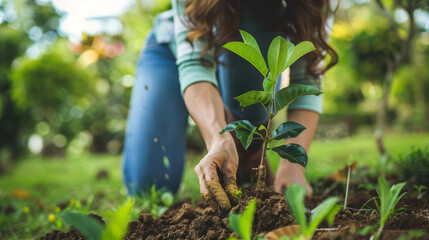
[134,184,174,218]
[61,198,134,240]
[234,188,243,207]
[220,30,322,191]
[228,199,257,240]
[372,177,406,240]
[285,184,340,240]
[413,184,427,200]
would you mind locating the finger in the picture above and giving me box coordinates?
[194,164,210,195]
[305,183,313,197]
[201,157,232,211]
[275,179,286,194]
[207,180,231,211]
[201,192,218,210]
[195,160,220,210]
[223,176,239,206]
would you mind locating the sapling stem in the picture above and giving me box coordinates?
[255,97,275,191]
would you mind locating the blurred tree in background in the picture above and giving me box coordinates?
[324,0,429,140]
[0,0,170,170]
[0,0,428,170]
[1,0,62,167]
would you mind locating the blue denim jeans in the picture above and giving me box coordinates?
[122,31,282,195]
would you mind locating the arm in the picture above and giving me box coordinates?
[183,82,239,211]
[170,0,238,210]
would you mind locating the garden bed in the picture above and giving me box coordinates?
[39,187,429,240]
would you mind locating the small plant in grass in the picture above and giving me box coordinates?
[413,184,426,200]
[359,177,406,239]
[61,198,133,240]
[372,177,406,239]
[220,30,322,191]
[285,184,340,240]
[227,199,257,240]
[134,184,174,218]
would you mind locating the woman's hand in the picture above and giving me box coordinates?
[194,134,239,211]
[274,159,313,196]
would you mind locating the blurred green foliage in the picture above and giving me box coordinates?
[0,0,171,167]
[324,0,429,129]
[395,147,429,186]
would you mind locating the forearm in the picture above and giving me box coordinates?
[183,82,229,150]
[286,109,320,152]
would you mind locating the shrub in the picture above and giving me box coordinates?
[395,147,429,187]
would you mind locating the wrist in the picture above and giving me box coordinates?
[205,130,234,152]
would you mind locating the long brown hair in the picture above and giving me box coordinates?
[184,0,338,77]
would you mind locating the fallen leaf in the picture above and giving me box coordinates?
[328,161,357,183]
[265,225,301,240]
[12,189,31,199]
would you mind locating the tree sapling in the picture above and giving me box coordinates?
[220,30,322,191]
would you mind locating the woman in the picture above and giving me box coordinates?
[122,0,338,210]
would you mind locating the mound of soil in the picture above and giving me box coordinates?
[126,190,294,240]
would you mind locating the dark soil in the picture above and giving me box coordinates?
[125,190,294,240]
[39,188,429,240]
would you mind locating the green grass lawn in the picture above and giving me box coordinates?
[1,131,428,239]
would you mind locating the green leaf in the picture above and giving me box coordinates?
[308,197,340,234]
[161,192,174,207]
[377,177,406,227]
[223,42,268,77]
[61,211,104,240]
[272,121,306,140]
[263,72,277,94]
[219,120,255,134]
[357,225,377,235]
[268,36,289,79]
[163,156,170,169]
[274,84,323,112]
[283,41,316,71]
[235,127,256,150]
[228,199,257,240]
[228,214,241,238]
[271,144,308,168]
[258,124,266,132]
[285,184,307,230]
[244,127,258,150]
[239,30,261,52]
[220,121,258,150]
[234,90,271,107]
[102,198,134,240]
